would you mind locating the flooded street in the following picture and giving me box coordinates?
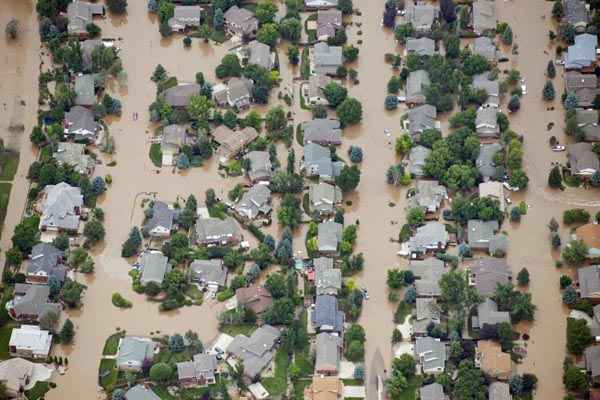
[0,0,599,399]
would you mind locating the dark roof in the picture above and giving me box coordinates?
[164,83,201,107]
[312,295,344,333]
[469,258,511,297]
[27,243,66,282]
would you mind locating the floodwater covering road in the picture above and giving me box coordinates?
[0,0,599,399]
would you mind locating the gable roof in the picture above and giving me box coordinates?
[314,256,342,295]
[406,37,436,56]
[569,142,599,175]
[586,344,600,378]
[244,151,273,182]
[307,74,332,101]
[168,6,202,30]
[189,259,227,287]
[315,332,341,372]
[164,83,201,107]
[415,336,446,372]
[467,219,499,249]
[309,376,343,400]
[53,142,94,175]
[407,104,438,137]
[236,285,273,314]
[27,243,66,282]
[195,217,241,244]
[576,223,600,256]
[140,252,170,285]
[117,337,157,368]
[74,74,96,106]
[176,353,218,382]
[473,73,500,107]
[408,145,431,176]
[41,182,83,231]
[312,294,344,333]
[406,2,436,30]
[564,72,599,107]
[489,382,511,400]
[314,42,344,75]
[476,143,503,179]
[64,105,98,137]
[248,40,273,70]
[224,6,259,36]
[406,70,430,104]
[310,182,342,215]
[317,9,342,39]
[469,257,511,296]
[303,119,342,145]
[407,222,449,253]
[214,125,258,164]
[67,1,105,35]
[476,107,500,138]
[472,0,497,35]
[473,36,497,61]
[227,325,280,377]
[233,184,272,220]
[318,221,343,252]
[144,201,175,233]
[303,143,340,180]
[412,180,447,213]
[125,385,161,400]
[579,265,600,299]
[474,298,510,328]
[409,258,446,297]
[479,181,505,211]
[563,0,590,26]
[420,383,446,400]
[11,284,61,319]
[576,109,600,141]
[477,340,511,378]
[566,34,598,69]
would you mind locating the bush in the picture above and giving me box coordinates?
[517,268,529,286]
[111,293,133,308]
[348,145,363,163]
[5,18,19,40]
[543,80,555,101]
[149,362,172,384]
[385,95,398,110]
[183,36,192,48]
[107,0,127,14]
[563,209,590,225]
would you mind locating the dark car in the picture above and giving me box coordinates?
[442,209,455,221]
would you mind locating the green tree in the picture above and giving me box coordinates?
[567,317,593,355]
[548,165,563,188]
[255,0,278,24]
[337,97,363,126]
[547,60,556,78]
[59,319,75,343]
[453,360,487,400]
[563,239,588,265]
[265,106,286,132]
[12,215,40,254]
[336,165,361,192]
[323,82,348,107]
[277,194,302,229]
[338,0,353,14]
[543,80,555,101]
[501,26,513,45]
[84,220,105,244]
[257,23,279,47]
[343,45,359,62]
[150,362,173,384]
[213,8,225,29]
[517,267,530,286]
[394,23,413,44]
[279,18,302,42]
[106,0,128,14]
[287,45,299,64]
[407,207,425,227]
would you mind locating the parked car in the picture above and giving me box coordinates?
[552,145,566,152]
[503,182,520,192]
[442,209,455,221]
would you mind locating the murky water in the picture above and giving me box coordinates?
[1,0,599,399]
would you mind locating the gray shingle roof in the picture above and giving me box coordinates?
[489,233,508,256]
[248,40,273,70]
[406,2,436,31]
[195,217,241,244]
[569,142,599,175]
[140,252,170,285]
[564,72,599,107]
[306,74,332,102]
[161,125,187,154]
[415,336,446,373]
[408,145,431,177]
[190,259,227,287]
[53,142,94,175]
[67,1,105,35]
[117,337,157,370]
[313,42,343,75]
[312,295,344,333]
[224,6,259,37]
[41,182,83,231]
[420,383,445,400]
[27,244,66,283]
[74,74,96,106]
[576,109,600,142]
[563,0,590,27]
[473,73,500,107]
[586,344,600,379]
[244,151,273,182]
[125,385,161,400]
[302,119,342,145]
[407,222,449,254]
[489,382,511,400]
[144,201,175,235]
[234,184,272,220]
[566,34,598,69]
[214,125,258,163]
[227,325,280,378]
[315,332,341,373]
[473,298,510,328]
[473,37,497,61]
[309,182,342,215]
[303,143,338,180]
[64,105,98,139]
[407,104,437,137]
[469,257,512,297]
[317,9,342,39]
[412,180,447,213]
[409,258,446,297]
[414,298,440,335]
[406,38,435,57]
[476,107,500,138]
[406,70,430,104]
[579,265,600,299]
[176,353,217,382]
[476,143,503,179]
[305,0,339,8]
[467,219,499,249]
[168,6,202,30]
[314,256,342,295]
[11,284,61,320]
[164,83,201,107]
[317,221,343,253]
[472,0,497,35]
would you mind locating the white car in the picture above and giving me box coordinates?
[361,288,369,300]
[552,145,566,152]
[520,79,527,95]
[503,181,520,192]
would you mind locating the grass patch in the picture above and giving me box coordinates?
[342,378,364,386]
[156,347,193,364]
[294,351,314,377]
[0,151,19,181]
[24,382,51,400]
[220,324,257,337]
[184,284,204,304]
[208,202,227,219]
[149,143,163,167]
[210,29,228,43]
[153,386,177,400]
[0,182,13,236]
[393,300,412,324]
[0,323,16,360]
[262,348,289,396]
[292,378,312,400]
[300,47,310,80]
[399,376,423,400]
[98,358,118,391]
[181,387,210,399]
[103,331,125,356]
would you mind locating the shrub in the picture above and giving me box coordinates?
[385,95,398,110]
[563,209,590,225]
[348,145,363,163]
[543,80,555,101]
[112,293,133,308]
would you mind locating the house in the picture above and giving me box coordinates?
[472,0,497,36]
[8,284,61,323]
[576,109,600,142]
[223,6,259,39]
[564,72,600,107]
[176,353,218,388]
[415,336,446,374]
[305,74,332,105]
[140,251,170,286]
[168,6,202,32]
[420,383,447,400]
[303,119,342,146]
[406,70,430,105]
[9,325,52,360]
[566,34,598,71]
[0,358,53,399]
[591,305,600,337]
[409,258,446,297]
[476,107,500,140]
[309,182,342,217]
[312,295,344,333]
[473,73,500,108]
[227,324,280,378]
[305,0,339,9]
[411,180,447,216]
[213,125,258,164]
[313,42,344,76]
[314,257,342,296]
[406,2,436,33]
[476,143,503,181]
[236,285,273,315]
[164,83,201,108]
[304,376,343,400]
[244,151,273,182]
[195,217,241,246]
[315,332,342,375]
[233,184,272,222]
[26,243,66,285]
[585,345,600,382]
[53,142,95,176]
[143,201,175,238]
[64,105,99,142]
[189,259,227,291]
[116,337,157,371]
[317,9,342,41]
[489,382,512,400]
[67,1,105,37]
[467,219,499,250]
[247,40,273,70]
[468,258,512,297]
[472,298,510,329]
[489,233,508,257]
[318,221,343,254]
[479,181,506,212]
[248,382,270,400]
[473,37,497,62]
[125,385,161,400]
[403,104,439,140]
[575,223,600,257]
[80,39,103,72]
[476,340,511,380]
[39,182,83,233]
[578,265,600,301]
[407,222,449,256]
[161,125,188,166]
[211,78,254,110]
[302,143,343,182]
[74,74,96,107]
[408,145,431,177]
[414,298,441,336]
[569,142,599,176]
[405,37,435,57]
[563,0,590,31]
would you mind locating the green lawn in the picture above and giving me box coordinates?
[291,378,311,400]
[149,143,163,167]
[0,151,19,181]
[393,300,412,324]
[98,358,118,392]
[153,386,177,400]
[25,382,51,400]
[262,348,289,396]
[102,331,125,356]
[294,351,313,377]
[0,182,13,236]
[184,284,204,304]
[342,379,364,386]
[180,387,210,399]
[210,29,228,43]
[399,376,423,400]
[0,323,16,360]
[220,324,257,337]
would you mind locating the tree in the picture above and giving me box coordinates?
[84,220,105,244]
[265,106,286,132]
[62,280,84,307]
[508,95,521,112]
[393,354,416,379]
[145,281,162,297]
[386,369,408,399]
[169,334,185,353]
[213,8,225,30]
[444,34,460,59]
[404,287,417,304]
[563,239,588,265]
[559,22,576,44]
[562,285,578,305]
[517,268,530,286]
[440,0,457,23]
[385,95,398,110]
[548,165,563,188]
[5,18,19,40]
[336,165,361,192]
[265,273,287,298]
[543,80,555,100]
[394,23,413,44]
[323,82,348,107]
[151,64,167,83]
[277,194,302,229]
[183,36,192,48]
[552,0,564,19]
[383,0,397,28]
[453,360,486,400]
[338,0,353,14]
[348,145,363,163]
[12,215,40,254]
[86,23,101,38]
[92,176,107,195]
[257,23,279,47]
[407,207,425,227]
[150,362,172,384]
[39,309,60,331]
[564,92,578,110]
[265,298,294,324]
[345,340,364,361]
[547,60,556,78]
[59,319,75,343]
[280,18,302,42]
[501,26,513,45]
[343,45,359,62]
[107,0,128,14]
[5,248,22,268]
[567,317,593,355]
[564,363,589,393]
[287,45,299,64]
[256,0,278,24]
[112,389,126,400]
[216,54,242,79]
[462,54,490,76]
[337,97,362,126]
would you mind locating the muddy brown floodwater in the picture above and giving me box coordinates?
[0,0,599,399]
